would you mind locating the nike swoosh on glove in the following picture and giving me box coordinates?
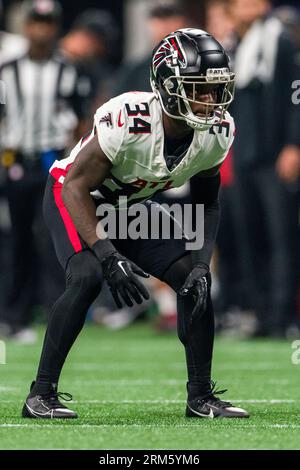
[178,264,209,320]
[102,253,150,308]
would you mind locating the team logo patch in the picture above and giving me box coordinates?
[153,35,186,75]
[99,113,113,128]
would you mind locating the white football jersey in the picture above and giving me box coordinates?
[50,91,235,208]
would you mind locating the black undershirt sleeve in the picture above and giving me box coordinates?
[189,172,221,267]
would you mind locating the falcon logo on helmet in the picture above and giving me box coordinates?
[150,28,235,131]
[153,35,187,74]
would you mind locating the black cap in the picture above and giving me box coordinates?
[149,2,184,19]
[73,9,118,42]
[25,0,62,22]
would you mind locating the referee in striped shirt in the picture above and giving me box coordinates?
[0,0,92,340]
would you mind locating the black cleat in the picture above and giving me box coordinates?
[186,382,249,419]
[22,382,78,419]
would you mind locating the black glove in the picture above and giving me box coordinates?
[102,252,150,308]
[92,238,150,308]
[178,263,209,319]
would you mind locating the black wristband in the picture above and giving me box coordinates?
[91,238,117,262]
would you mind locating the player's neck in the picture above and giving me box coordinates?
[162,112,193,141]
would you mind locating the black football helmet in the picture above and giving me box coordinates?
[150,28,235,131]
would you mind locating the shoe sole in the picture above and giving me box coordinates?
[22,403,78,419]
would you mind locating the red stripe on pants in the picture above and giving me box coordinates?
[52,183,82,253]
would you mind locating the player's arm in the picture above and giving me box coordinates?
[194,163,222,178]
[179,167,221,314]
[62,132,150,308]
[179,117,234,308]
[190,163,222,266]
[62,133,112,247]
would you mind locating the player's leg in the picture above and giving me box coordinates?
[35,251,102,389]
[119,201,249,418]
[163,255,214,397]
[22,177,102,419]
[22,250,102,419]
[162,255,248,418]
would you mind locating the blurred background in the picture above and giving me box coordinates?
[0,0,299,343]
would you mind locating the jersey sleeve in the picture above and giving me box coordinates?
[214,112,236,167]
[219,112,235,150]
[94,98,127,166]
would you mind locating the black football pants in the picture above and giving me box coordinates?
[34,250,214,399]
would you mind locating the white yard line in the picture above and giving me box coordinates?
[0,399,297,404]
[62,399,298,404]
[72,362,292,370]
[0,387,19,392]
[66,379,295,386]
[0,423,300,429]
[0,379,295,389]
[2,362,292,370]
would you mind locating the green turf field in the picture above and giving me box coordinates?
[0,323,299,450]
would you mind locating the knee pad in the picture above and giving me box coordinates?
[66,250,102,295]
[163,255,212,293]
[163,254,193,293]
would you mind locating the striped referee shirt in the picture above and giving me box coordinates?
[0,52,91,155]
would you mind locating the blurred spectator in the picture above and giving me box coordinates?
[111,2,189,96]
[61,9,119,112]
[0,0,91,342]
[274,5,300,48]
[273,6,300,186]
[228,0,300,336]
[0,0,28,65]
[205,0,235,47]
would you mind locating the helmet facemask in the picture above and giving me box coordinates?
[161,68,235,131]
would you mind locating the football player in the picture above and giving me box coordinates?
[22,29,249,419]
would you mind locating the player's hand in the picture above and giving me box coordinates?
[102,253,150,309]
[179,264,209,318]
